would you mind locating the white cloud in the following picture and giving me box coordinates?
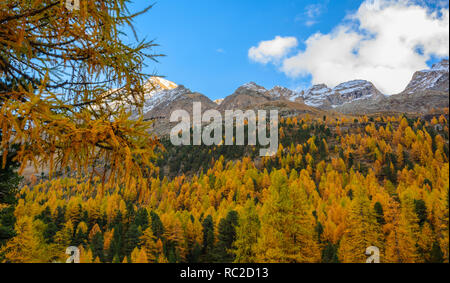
[272,0,449,94]
[248,36,298,64]
[305,4,323,18]
[299,4,325,27]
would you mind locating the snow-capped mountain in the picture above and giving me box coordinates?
[104,77,178,115]
[140,77,178,104]
[241,82,268,94]
[267,86,302,102]
[214,98,224,105]
[121,59,449,136]
[218,80,384,111]
[142,84,217,136]
[302,80,384,109]
[336,60,449,114]
[301,84,332,108]
[402,59,449,94]
[142,85,189,115]
[331,80,385,106]
[145,77,178,91]
[142,85,217,120]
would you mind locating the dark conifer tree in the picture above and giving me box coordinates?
[108,223,124,263]
[374,202,386,225]
[322,242,339,263]
[430,242,444,263]
[124,224,141,259]
[201,215,215,262]
[150,211,164,240]
[91,232,104,263]
[135,208,149,230]
[414,199,427,227]
[213,211,238,263]
[0,142,21,260]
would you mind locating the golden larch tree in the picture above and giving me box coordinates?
[0,0,162,187]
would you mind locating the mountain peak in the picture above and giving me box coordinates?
[240,82,267,92]
[302,80,383,109]
[403,60,449,94]
[144,77,178,92]
[430,59,449,72]
[214,98,224,105]
[334,80,372,90]
[267,86,297,99]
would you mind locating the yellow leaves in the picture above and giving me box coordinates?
[1,148,7,169]
[320,202,348,244]
[79,247,94,263]
[77,222,88,234]
[1,0,162,191]
[2,88,159,188]
[131,248,149,263]
[103,229,114,251]
[140,228,158,262]
[2,110,449,263]
[88,224,102,241]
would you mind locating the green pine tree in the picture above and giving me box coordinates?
[321,242,339,263]
[374,202,386,225]
[430,242,444,263]
[213,211,238,263]
[91,232,105,263]
[0,141,22,261]
[124,224,141,259]
[201,215,215,262]
[150,211,164,240]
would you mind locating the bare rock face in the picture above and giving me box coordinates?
[219,82,304,111]
[403,60,449,94]
[288,90,305,104]
[143,86,216,119]
[302,80,384,110]
[267,86,301,102]
[390,60,449,112]
[330,80,384,105]
[382,90,448,113]
[142,85,218,136]
[219,82,272,110]
[302,84,333,108]
[337,60,449,114]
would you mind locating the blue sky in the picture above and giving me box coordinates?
[128,0,449,99]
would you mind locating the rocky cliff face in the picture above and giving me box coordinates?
[218,82,304,111]
[302,80,384,110]
[218,82,273,110]
[143,85,217,120]
[267,86,301,102]
[337,60,449,114]
[402,60,449,94]
[301,84,332,108]
[138,83,217,136]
